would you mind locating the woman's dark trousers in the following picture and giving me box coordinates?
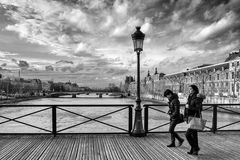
[185,128,199,151]
[169,120,182,144]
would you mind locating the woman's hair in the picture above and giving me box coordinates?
[164,89,173,97]
[190,84,199,94]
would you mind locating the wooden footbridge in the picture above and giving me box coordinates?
[0,132,240,160]
[0,103,240,159]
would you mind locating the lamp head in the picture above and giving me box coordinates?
[131,26,145,52]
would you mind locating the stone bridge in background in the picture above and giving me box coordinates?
[48,91,126,98]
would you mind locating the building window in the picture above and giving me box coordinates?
[232,72,235,79]
[217,74,219,80]
[226,82,228,86]
[191,77,192,83]
[237,83,239,92]
[232,84,235,92]
[209,75,211,81]
[226,73,228,79]
[232,63,234,67]
[237,61,239,66]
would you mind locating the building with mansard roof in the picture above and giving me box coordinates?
[128,49,240,103]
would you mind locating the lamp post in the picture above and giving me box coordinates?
[131,26,146,137]
[0,74,2,100]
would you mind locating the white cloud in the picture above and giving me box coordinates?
[61,9,93,33]
[113,0,129,18]
[74,42,92,54]
[144,38,151,44]
[111,17,141,37]
[3,0,95,57]
[1,0,240,87]
[6,24,30,39]
[0,51,18,58]
[82,0,108,10]
[191,11,237,42]
[101,15,114,29]
[141,17,153,33]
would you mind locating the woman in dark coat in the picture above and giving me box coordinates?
[185,85,205,155]
[164,89,184,147]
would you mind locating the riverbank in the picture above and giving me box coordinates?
[0,96,43,105]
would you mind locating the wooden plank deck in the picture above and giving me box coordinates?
[0,132,240,160]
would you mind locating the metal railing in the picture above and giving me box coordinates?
[144,104,240,134]
[1,103,239,136]
[0,104,133,136]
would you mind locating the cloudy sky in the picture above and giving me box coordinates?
[0,0,240,87]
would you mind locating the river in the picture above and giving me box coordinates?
[0,93,239,133]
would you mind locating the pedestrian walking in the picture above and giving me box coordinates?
[164,89,184,147]
[185,85,205,155]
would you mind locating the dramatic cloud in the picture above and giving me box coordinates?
[0,0,240,87]
[191,11,239,42]
[18,60,29,69]
[56,60,74,64]
[0,51,18,58]
[1,63,7,67]
[45,65,54,71]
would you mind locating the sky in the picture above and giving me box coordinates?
[0,0,240,87]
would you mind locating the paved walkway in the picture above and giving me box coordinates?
[0,132,240,160]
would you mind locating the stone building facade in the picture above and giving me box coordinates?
[127,50,240,103]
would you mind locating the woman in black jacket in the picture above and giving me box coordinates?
[164,89,184,147]
[185,85,205,155]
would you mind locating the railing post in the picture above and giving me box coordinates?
[144,105,148,134]
[52,105,57,137]
[128,105,133,135]
[212,104,217,133]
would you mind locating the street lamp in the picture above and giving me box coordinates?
[131,26,146,137]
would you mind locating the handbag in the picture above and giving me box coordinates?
[187,112,207,131]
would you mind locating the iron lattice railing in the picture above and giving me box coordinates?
[0,103,239,135]
[0,104,133,136]
[143,103,240,134]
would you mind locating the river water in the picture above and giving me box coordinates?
[0,93,239,133]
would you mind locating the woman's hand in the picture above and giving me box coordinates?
[185,104,189,108]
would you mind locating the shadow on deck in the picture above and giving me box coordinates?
[0,132,239,160]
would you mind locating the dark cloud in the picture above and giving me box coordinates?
[1,63,7,67]
[1,0,240,87]
[11,58,17,63]
[0,67,10,72]
[55,0,114,10]
[60,63,84,73]
[113,69,129,75]
[45,65,54,71]
[167,43,179,51]
[18,60,29,69]
[11,59,30,69]
[157,50,231,74]
[97,61,110,66]
[75,63,84,71]
[73,51,95,58]
[105,68,129,76]
[56,60,74,64]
